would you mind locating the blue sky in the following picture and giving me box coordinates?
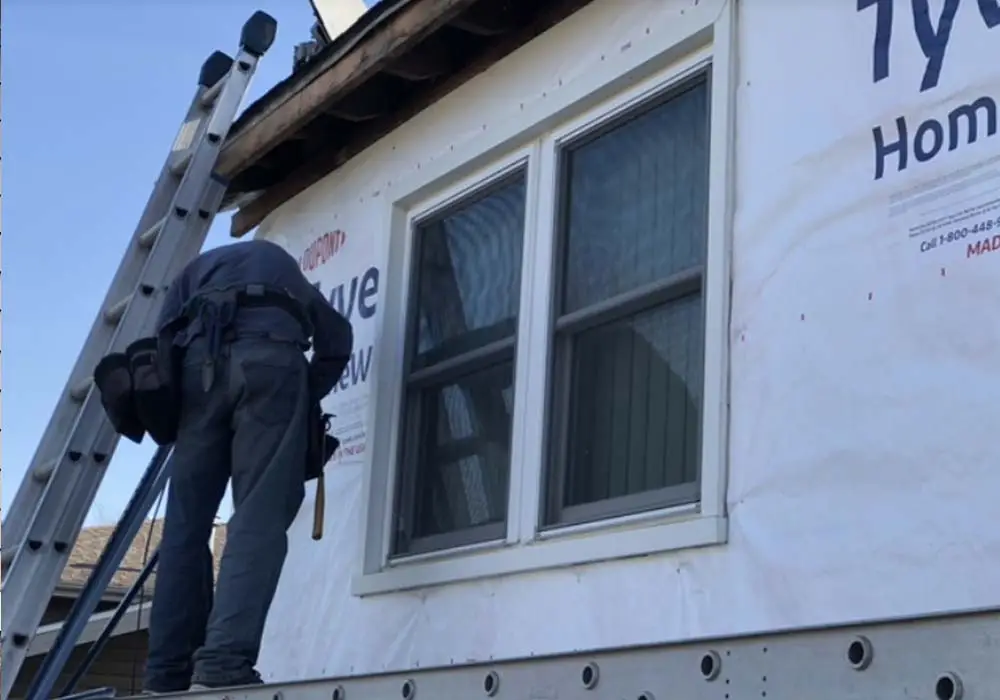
[3,0,375,524]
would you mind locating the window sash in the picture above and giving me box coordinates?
[559,72,709,161]
[556,482,701,527]
[394,521,508,559]
[392,349,516,557]
[391,169,529,556]
[539,72,711,530]
[544,279,704,528]
[404,170,527,374]
[554,266,703,335]
[407,329,515,388]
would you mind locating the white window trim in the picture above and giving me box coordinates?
[353,0,736,597]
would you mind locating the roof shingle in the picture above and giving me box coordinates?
[59,520,227,597]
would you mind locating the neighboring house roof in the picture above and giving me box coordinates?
[217,0,595,236]
[29,601,153,658]
[58,520,227,598]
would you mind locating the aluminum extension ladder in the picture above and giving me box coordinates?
[0,12,278,699]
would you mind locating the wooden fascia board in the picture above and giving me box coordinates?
[230,0,596,237]
[216,0,481,181]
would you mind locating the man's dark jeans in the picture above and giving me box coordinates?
[144,336,308,692]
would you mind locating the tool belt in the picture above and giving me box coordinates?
[94,284,315,448]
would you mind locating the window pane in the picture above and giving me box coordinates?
[413,174,527,368]
[560,79,708,314]
[561,295,702,510]
[401,361,513,548]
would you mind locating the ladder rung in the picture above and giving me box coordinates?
[169,151,193,176]
[164,63,230,178]
[32,458,60,483]
[171,127,224,176]
[137,216,167,249]
[69,378,94,402]
[200,75,226,108]
[103,294,133,325]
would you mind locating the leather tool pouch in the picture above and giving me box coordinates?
[93,352,146,444]
[306,403,339,482]
[126,337,182,446]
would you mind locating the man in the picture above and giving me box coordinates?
[142,239,353,693]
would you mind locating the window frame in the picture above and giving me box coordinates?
[541,71,711,530]
[355,0,735,596]
[391,165,531,557]
[359,147,542,581]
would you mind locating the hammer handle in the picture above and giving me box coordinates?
[312,472,325,540]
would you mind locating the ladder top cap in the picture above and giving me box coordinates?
[241,11,278,58]
[200,51,235,87]
[198,51,233,87]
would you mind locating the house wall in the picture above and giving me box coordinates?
[11,630,149,699]
[41,597,120,625]
[253,0,1000,684]
[41,597,80,626]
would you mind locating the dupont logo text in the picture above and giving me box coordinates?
[299,229,347,272]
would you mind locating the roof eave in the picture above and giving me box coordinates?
[217,0,479,184]
[218,0,595,238]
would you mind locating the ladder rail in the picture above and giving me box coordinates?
[0,69,235,597]
[1,14,278,699]
[0,50,232,563]
[28,447,170,700]
[58,550,161,699]
[113,609,1000,700]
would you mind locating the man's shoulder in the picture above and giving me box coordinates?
[246,238,293,256]
[198,238,288,257]
[192,240,295,272]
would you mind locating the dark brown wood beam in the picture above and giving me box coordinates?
[383,36,452,80]
[230,0,597,237]
[302,114,354,140]
[324,81,395,122]
[449,1,519,36]
[256,116,345,153]
[216,0,482,180]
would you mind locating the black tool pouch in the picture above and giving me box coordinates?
[93,353,146,444]
[306,403,339,482]
[126,337,182,446]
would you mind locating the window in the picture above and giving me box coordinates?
[391,171,528,556]
[544,75,709,527]
[359,14,734,594]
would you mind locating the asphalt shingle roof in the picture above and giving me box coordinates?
[59,519,227,597]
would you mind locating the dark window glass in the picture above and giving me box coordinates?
[413,177,526,369]
[394,172,526,555]
[562,297,702,508]
[407,362,514,540]
[561,79,707,313]
[546,77,709,526]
